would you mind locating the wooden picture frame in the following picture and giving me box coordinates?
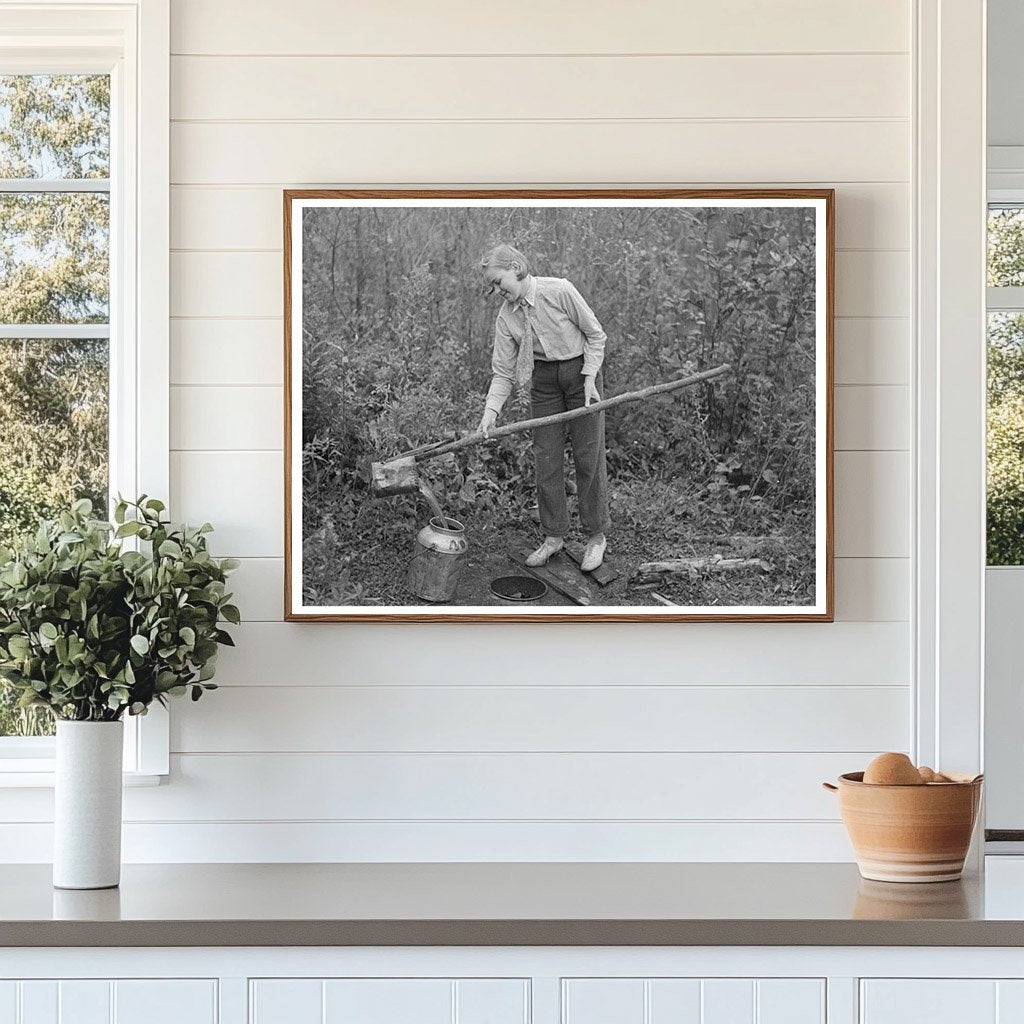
[284,189,834,622]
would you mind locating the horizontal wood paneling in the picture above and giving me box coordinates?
[226,556,908,623]
[170,0,909,56]
[170,451,282,556]
[0,820,856,862]
[834,319,909,385]
[210,621,910,687]
[20,0,913,864]
[171,252,279,317]
[171,55,908,121]
[834,452,910,557]
[221,557,282,619]
[168,314,911,388]
[170,121,909,186]
[835,251,909,318]
[834,386,910,450]
[167,383,906,453]
[170,319,283,386]
[170,183,909,251]
[170,249,909,320]
[170,449,907,559]
[171,685,909,753]
[114,752,863,820]
[171,386,281,450]
[833,558,909,621]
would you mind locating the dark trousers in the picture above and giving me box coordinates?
[530,355,611,538]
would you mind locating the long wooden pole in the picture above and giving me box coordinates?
[399,363,731,465]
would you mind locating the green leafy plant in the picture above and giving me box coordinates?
[0,496,239,722]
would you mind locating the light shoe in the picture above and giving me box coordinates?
[525,537,564,567]
[580,535,607,572]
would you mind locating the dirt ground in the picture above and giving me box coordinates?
[340,500,814,610]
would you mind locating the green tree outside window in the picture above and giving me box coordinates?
[988,208,1024,565]
[0,75,110,736]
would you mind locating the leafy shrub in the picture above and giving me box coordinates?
[0,497,238,722]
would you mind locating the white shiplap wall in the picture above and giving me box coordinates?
[2,0,916,862]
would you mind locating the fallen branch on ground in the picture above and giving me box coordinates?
[638,555,775,575]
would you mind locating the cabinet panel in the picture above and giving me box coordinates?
[702,980,754,1024]
[757,980,825,1024]
[0,983,15,1024]
[114,981,217,1024]
[564,978,825,1024]
[563,979,645,1023]
[58,982,110,1024]
[19,983,56,1024]
[648,980,701,1022]
[861,981,996,1024]
[323,980,451,1024]
[455,980,529,1024]
[998,980,1024,1023]
[252,979,528,1024]
[0,981,217,1024]
[251,980,322,1024]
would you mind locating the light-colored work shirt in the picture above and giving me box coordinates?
[484,276,607,415]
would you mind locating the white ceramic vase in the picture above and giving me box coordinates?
[53,720,124,889]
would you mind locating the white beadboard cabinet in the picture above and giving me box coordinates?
[249,979,529,1024]
[561,978,825,1024]
[860,980,1024,1023]
[0,979,218,1024]
[5,949,1024,1024]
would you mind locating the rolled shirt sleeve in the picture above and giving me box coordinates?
[484,314,517,415]
[559,280,606,377]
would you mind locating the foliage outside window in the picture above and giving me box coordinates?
[0,75,110,736]
[987,207,1024,565]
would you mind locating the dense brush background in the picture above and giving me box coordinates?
[299,203,819,608]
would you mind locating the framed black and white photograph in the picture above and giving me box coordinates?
[284,190,833,621]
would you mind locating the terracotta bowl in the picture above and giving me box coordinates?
[823,771,983,883]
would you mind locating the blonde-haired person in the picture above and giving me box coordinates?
[478,243,610,571]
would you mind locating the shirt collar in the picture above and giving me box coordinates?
[514,276,537,310]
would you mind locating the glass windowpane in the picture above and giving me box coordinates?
[0,338,107,738]
[0,75,111,739]
[988,207,1024,288]
[0,192,109,324]
[0,74,109,180]
[987,312,1024,565]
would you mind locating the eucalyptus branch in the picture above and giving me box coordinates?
[0,497,238,722]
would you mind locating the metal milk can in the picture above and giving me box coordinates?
[408,516,469,602]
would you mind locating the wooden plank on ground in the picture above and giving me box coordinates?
[510,548,593,606]
[564,544,620,586]
[639,555,774,574]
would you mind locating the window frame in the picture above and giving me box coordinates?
[0,0,169,783]
[983,189,1024,839]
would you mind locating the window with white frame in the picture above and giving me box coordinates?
[987,205,1024,565]
[0,2,169,777]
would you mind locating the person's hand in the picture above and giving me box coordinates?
[478,408,498,438]
[583,375,600,407]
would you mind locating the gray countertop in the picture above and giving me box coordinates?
[6,860,1024,946]
[4,861,1024,947]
